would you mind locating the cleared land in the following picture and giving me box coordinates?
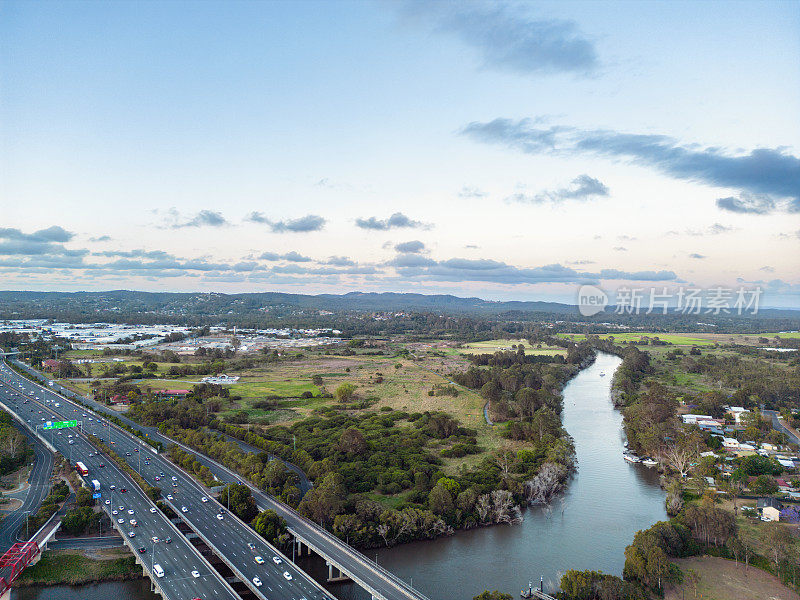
[667,555,799,600]
[558,332,716,346]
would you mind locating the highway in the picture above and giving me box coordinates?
[0,361,333,600]
[11,358,431,600]
[763,410,800,446]
[0,367,242,600]
[0,424,54,551]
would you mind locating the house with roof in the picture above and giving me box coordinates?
[757,497,782,521]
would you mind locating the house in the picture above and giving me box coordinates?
[757,497,782,510]
[682,414,713,425]
[761,443,778,452]
[722,437,740,449]
[777,458,797,469]
[200,374,240,384]
[763,506,781,521]
[159,389,190,398]
[727,406,750,424]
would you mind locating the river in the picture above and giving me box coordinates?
[14,352,665,600]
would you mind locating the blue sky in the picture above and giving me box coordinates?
[1,0,799,306]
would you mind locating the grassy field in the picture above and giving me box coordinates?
[558,332,716,346]
[667,555,799,600]
[455,339,566,355]
[15,548,142,586]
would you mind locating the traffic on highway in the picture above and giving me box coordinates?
[0,361,332,600]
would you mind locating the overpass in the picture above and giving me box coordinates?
[4,358,432,600]
[0,511,62,600]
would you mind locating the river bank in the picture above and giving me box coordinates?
[13,548,143,588]
[368,352,667,600]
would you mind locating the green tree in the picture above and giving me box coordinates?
[473,591,512,600]
[219,483,258,522]
[335,383,357,403]
[251,509,286,546]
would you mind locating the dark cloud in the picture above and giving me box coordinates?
[388,255,677,286]
[325,256,357,266]
[0,226,75,243]
[250,214,326,233]
[716,194,775,215]
[462,118,800,213]
[257,251,312,262]
[355,212,427,231]
[689,253,706,259]
[171,210,228,228]
[394,240,426,254]
[402,2,598,76]
[510,174,609,204]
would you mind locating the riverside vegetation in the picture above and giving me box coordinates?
[123,341,589,548]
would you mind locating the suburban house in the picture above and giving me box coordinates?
[722,437,740,449]
[727,406,751,424]
[682,414,714,425]
[158,389,190,399]
[200,374,240,384]
[757,497,782,521]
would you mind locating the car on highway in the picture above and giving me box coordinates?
[252,577,262,587]
[112,510,118,515]
[127,509,135,515]
[216,513,223,520]
[117,518,124,524]
[181,506,188,513]
[138,547,146,553]
[201,496,208,503]
[166,494,173,500]
[151,536,159,543]
[128,531,136,538]
[105,500,111,505]
[109,484,116,490]
[272,556,282,565]
[129,519,137,527]
[149,507,157,513]
[283,571,293,581]
[164,537,172,544]
[171,476,177,481]
[254,556,264,564]
[247,543,255,550]
[191,570,200,578]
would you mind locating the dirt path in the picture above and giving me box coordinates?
[667,556,799,600]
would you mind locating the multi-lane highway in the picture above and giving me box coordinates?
[0,424,54,551]
[0,361,333,600]
[0,367,241,600]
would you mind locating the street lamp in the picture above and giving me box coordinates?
[23,510,31,540]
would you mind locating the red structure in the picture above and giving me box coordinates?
[0,541,40,594]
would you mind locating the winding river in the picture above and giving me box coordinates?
[14,352,666,600]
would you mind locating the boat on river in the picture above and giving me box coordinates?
[599,372,606,377]
[641,457,658,467]
[623,452,641,463]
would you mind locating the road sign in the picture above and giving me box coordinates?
[92,493,101,499]
[42,420,77,430]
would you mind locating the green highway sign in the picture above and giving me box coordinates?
[43,420,78,430]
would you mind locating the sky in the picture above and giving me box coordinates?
[1,0,799,307]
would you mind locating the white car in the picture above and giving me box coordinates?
[151,536,160,543]
[105,500,111,505]
[127,509,134,515]
[201,496,208,503]
[216,513,223,520]
[171,476,177,481]
[149,507,157,514]
[117,518,124,524]
[272,556,282,565]
[252,577,262,587]
[112,510,118,515]
[181,506,188,513]
[166,494,173,500]
[254,556,264,564]
[128,531,136,538]
[191,570,200,578]
[283,571,292,581]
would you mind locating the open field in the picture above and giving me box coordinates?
[454,339,566,355]
[14,548,142,586]
[667,555,799,600]
[557,332,717,346]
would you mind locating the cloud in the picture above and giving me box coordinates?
[94,249,173,260]
[388,255,678,286]
[355,212,428,231]
[510,174,609,204]
[325,256,357,266]
[458,186,487,198]
[613,246,627,251]
[89,235,112,242]
[258,251,312,262]
[689,253,706,259]
[402,1,598,76]
[464,244,480,249]
[716,194,775,215]
[248,213,326,233]
[170,209,228,228]
[759,265,775,273]
[462,118,800,213]
[0,226,74,243]
[0,226,84,257]
[394,240,426,254]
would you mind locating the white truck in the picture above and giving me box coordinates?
[90,479,101,492]
[153,564,165,578]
